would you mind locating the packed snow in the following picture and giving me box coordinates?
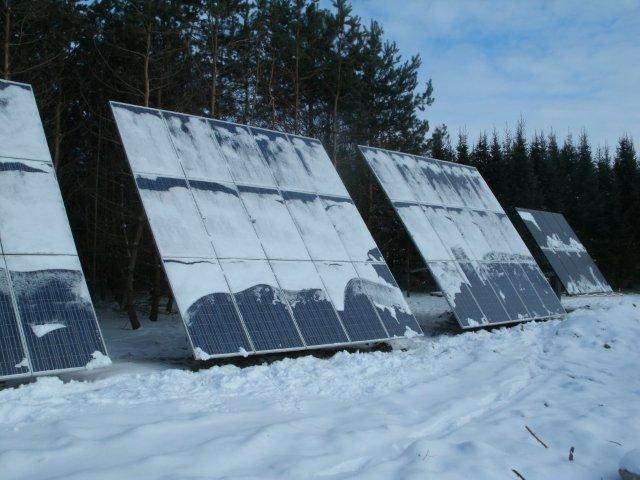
[0,294,638,479]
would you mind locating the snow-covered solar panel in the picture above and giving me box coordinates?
[0,80,107,380]
[111,102,422,359]
[516,208,612,295]
[360,145,565,328]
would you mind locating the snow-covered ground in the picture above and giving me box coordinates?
[1,294,638,479]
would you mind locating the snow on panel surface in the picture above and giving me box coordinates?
[282,191,350,261]
[238,186,310,261]
[517,208,612,295]
[321,196,383,262]
[359,146,416,201]
[162,257,252,357]
[0,256,29,378]
[114,104,417,358]
[209,120,276,188]
[0,159,76,255]
[360,145,564,328]
[289,135,349,197]
[162,112,233,183]
[5,254,106,373]
[135,174,215,258]
[220,259,304,351]
[393,154,442,204]
[251,128,314,192]
[189,180,265,260]
[0,80,51,162]
[353,262,421,337]
[270,260,349,346]
[395,203,450,262]
[110,103,182,177]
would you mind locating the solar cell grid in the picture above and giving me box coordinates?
[111,102,421,359]
[0,80,108,380]
[517,208,612,295]
[360,145,565,328]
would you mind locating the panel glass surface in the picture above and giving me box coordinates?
[6,255,106,373]
[353,262,421,337]
[189,180,264,260]
[0,159,76,255]
[517,208,612,295]
[162,257,252,357]
[0,257,29,378]
[135,174,214,258]
[209,120,276,187]
[321,195,383,262]
[251,128,314,192]
[315,261,388,342]
[0,81,107,380]
[270,260,349,346]
[162,111,233,182]
[288,136,349,197]
[0,80,51,162]
[113,105,421,359]
[238,185,310,261]
[282,191,350,261]
[110,102,182,176]
[360,145,565,328]
[220,259,304,352]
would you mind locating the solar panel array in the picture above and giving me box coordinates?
[359,146,565,328]
[111,102,422,359]
[0,80,107,380]
[516,208,612,295]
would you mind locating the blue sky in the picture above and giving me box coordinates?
[327,0,639,149]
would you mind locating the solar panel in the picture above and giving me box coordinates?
[0,80,108,380]
[359,146,565,328]
[111,102,422,359]
[516,208,613,295]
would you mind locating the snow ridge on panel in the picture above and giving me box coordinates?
[359,145,565,329]
[112,103,422,360]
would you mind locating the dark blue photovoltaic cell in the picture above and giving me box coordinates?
[521,263,565,316]
[354,262,421,337]
[315,261,388,342]
[221,259,304,351]
[163,258,252,356]
[458,262,510,325]
[7,257,106,373]
[0,261,29,377]
[481,263,531,320]
[517,208,612,295]
[501,263,550,318]
[270,261,349,346]
[427,261,486,327]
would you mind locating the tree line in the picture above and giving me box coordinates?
[1,1,637,327]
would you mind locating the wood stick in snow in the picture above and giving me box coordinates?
[525,425,548,449]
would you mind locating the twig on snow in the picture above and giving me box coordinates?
[512,468,527,480]
[525,425,548,449]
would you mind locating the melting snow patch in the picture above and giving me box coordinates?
[85,351,112,370]
[194,347,214,361]
[403,325,420,338]
[14,357,29,369]
[30,323,66,337]
[238,347,250,358]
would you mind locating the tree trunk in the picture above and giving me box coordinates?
[53,96,63,169]
[3,0,10,79]
[165,294,173,314]
[149,260,161,321]
[125,215,144,330]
